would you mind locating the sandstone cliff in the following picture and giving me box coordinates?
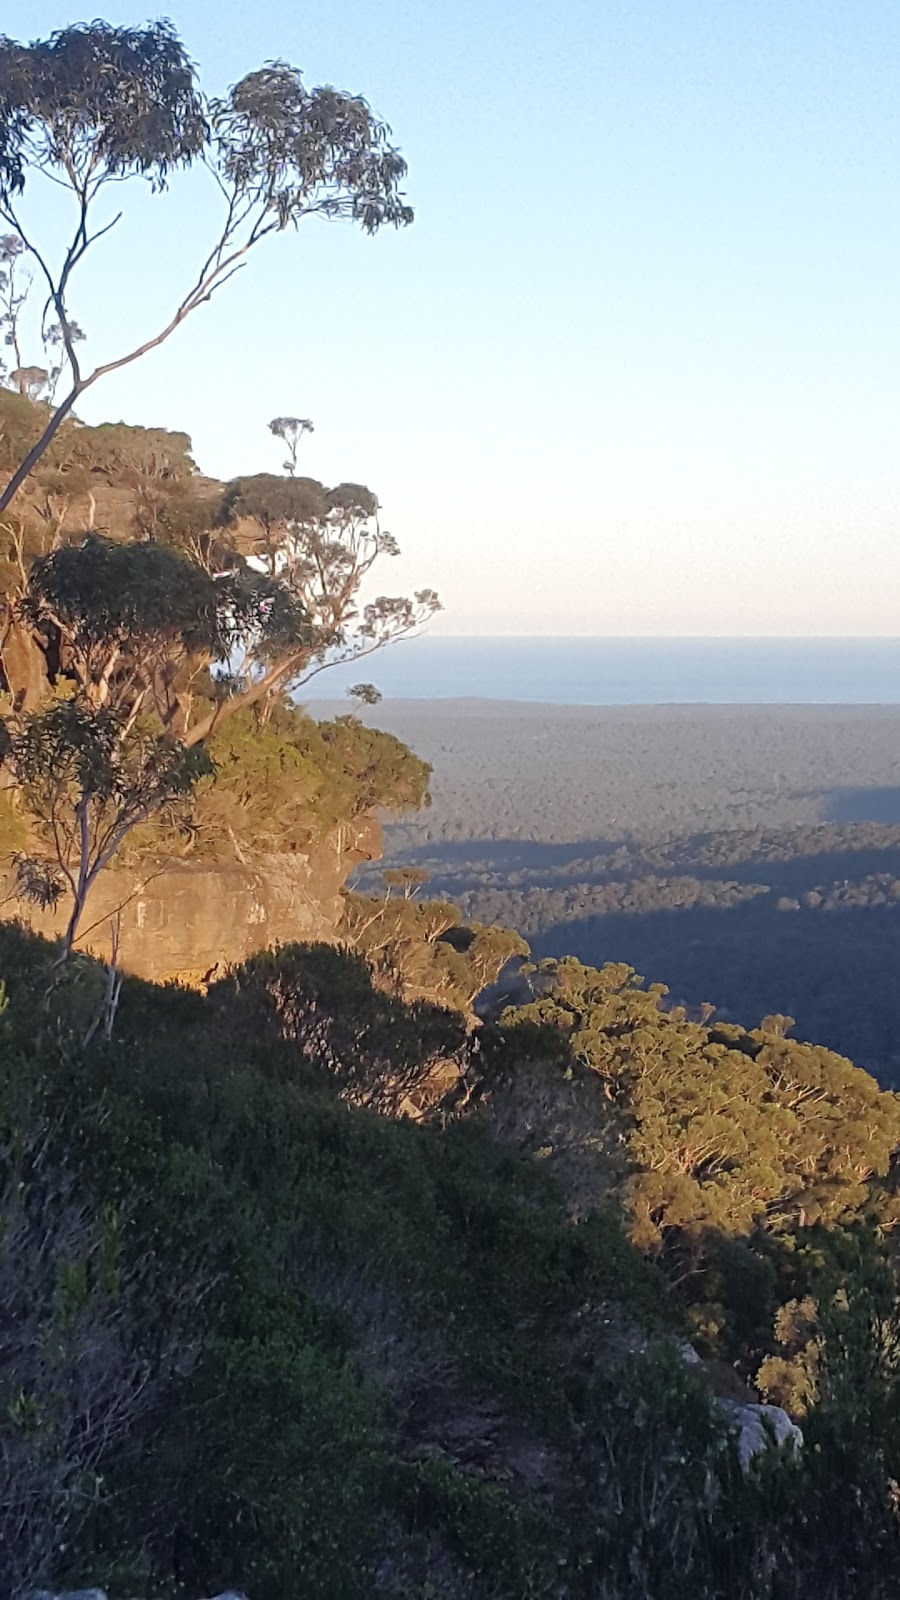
[5,818,382,984]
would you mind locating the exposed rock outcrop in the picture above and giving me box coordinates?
[5,820,381,984]
[678,1340,803,1468]
[26,1591,247,1600]
[720,1399,803,1469]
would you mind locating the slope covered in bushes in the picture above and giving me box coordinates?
[4,924,900,1598]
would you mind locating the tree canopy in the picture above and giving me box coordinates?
[0,431,439,736]
[504,957,900,1253]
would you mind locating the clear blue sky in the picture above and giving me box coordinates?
[5,1,900,634]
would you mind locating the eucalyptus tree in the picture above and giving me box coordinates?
[0,516,431,975]
[14,477,438,742]
[2,536,223,972]
[2,695,212,986]
[0,18,412,510]
[178,473,439,745]
[269,415,314,476]
[0,232,29,385]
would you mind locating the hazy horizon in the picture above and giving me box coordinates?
[300,635,900,704]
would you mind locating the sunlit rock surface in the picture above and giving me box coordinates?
[5,820,381,983]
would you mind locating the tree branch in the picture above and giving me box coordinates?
[0,199,278,515]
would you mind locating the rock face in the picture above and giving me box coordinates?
[7,820,381,984]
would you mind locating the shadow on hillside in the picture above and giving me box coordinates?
[375,834,900,898]
[529,899,900,1088]
[821,787,900,824]
[380,836,623,872]
[369,816,900,1087]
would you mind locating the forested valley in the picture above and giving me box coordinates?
[336,701,900,1084]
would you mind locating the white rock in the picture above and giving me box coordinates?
[677,1340,702,1365]
[719,1399,803,1469]
[26,1591,246,1600]
[25,1591,107,1600]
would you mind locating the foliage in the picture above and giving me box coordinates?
[203,471,439,723]
[0,421,439,745]
[0,503,433,938]
[0,923,666,1597]
[502,957,900,1251]
[269,414,313,475]
[341,886,528,1009]
[0,21,207,197]
[2,921,900,1593]
[347,680,383,707]
[0,14,429,777]
[17,528,313,717]
[495,956,900,1403]
[209,940,470,1115]
[1,695,211,973]
[370,702,900,1087]
[0,1054,206,1596]
[0,232,67,398]
[0,389,197,506]
[131,703,432,861]
[155,1327,388,1599]
[23,534,225,706]
[0,403,437,899]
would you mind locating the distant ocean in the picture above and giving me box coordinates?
[301,636,900,706]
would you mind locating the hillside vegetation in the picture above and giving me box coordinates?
[3,394,900,1595]
[4,922,900,1599]
[0,389,440,983]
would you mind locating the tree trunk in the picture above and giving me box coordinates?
[182,651,308,747]
[41,803,92,1011]
[0,387,82,516]
[0,615,49,711]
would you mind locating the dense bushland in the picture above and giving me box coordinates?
[4,924,900,1597]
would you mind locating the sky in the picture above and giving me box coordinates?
[4,0,900,636]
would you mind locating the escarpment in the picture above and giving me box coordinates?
[2,818,383,984]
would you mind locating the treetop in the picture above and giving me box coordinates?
[0,20,208,199]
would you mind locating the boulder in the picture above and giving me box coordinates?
[720,1399,803,1469]
[675,1339,803,1469]
[25,1591,108,1600]
[26,1591,247,1600]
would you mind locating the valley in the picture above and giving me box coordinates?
[330,700,900,1082]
